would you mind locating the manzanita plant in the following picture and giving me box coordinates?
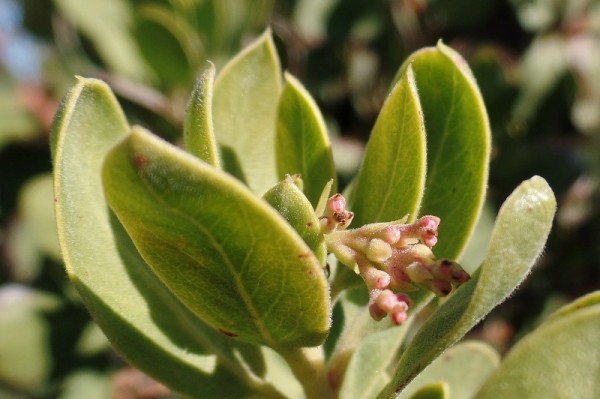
[51,30,600,399]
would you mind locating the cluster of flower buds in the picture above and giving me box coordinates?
[322,194,470,325]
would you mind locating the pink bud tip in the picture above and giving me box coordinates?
[391,310,408,325]
[382,226,401,244]
[424,235,438,247]
[395,293,413,307]
[328,194,346,213]
[376,289,397,312]
[420,216,440,230]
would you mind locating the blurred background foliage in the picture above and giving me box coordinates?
[0,0,599,397]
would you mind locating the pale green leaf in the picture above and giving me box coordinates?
[397,41,491,260]
[59,370,112,399]
[213,29,282,194]
[398,341,500,399]
[52,78,281,398]
[19,174,61,262]
[0,285,60,392]
[276,72,336,206]
[542,290,600,324]
[184,62,220,167]
[378,176,556,399]
[351,65,426,225]
[263,176,327,266]
[408,382,449,399]
[54,0,149,79]
[339,316,412,399]
[102,126,330,348]
[476,298,600,399]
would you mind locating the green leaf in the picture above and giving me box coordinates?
[52,78,280,398]
[102,126,330,348]
[542,290,600,324]
[351,65,426,225]
[276,72,336,206]
[377,176,556,399]
[184,62,220,167]
[59,370,111,399]
[0,286,60,392]
[54,0,149,80]
[475,297,600,398]
[263,176,327,266]
[408,382,449,399]
[18,174,61,262]
[213,29,282,194]
[399,341,500,399]
[338,316,412,399]
[397,41,491,260]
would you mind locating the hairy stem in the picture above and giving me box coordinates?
[277,346,335,399]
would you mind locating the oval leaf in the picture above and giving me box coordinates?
[213,29,282,194]
[102,126,330,348]
[542,290,600,325]
[55,0,148,79]
[397,41,491,260]
[263,176,327,266]
[476,299,600,398]
[53,78,279,398]
[350,65,426,225]
[377,176,556,399]
[184,62,220,167]
[399,341,500,399]
[276,72,336,206]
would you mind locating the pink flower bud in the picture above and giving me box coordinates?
[369,301,387,321]
[364,267,391,290]
[328,194,346,214]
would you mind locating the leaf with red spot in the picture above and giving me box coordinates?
[102,126,331,349]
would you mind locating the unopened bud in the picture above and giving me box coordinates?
[366,238,393,263]
[405,262,434,283]
[364,267,391,290]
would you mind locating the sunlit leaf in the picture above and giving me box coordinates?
[263,176,327,266]
[351,65,426,225]
[378,176,556,398]
[103,126,330,348]
[399,341,500,399]
[184,62,220,167]
[338,314,412,399]
[52,78,280,398]
[213,29,282,194]
[476,297,600,398]
[276,72,336,206]
[396,41,491,260]
[408,382,449,399]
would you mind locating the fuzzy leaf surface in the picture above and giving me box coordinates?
[263,176,327,266]
[213,29,282,194]
[53,78,280,398]
[398,341,500,399]
[397,41,491,260]
[102,127,330,348]
[338,316,411,399]
[184,62,220,167]
[476,298,600,399]
[276,73,336,206]
[351,66,426,225]
[378,176,556,399]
